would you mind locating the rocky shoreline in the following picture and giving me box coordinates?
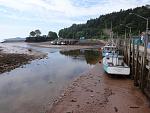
[0,43,47,74]
[0,52,35,74]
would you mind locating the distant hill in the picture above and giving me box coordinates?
[59,5,150,39]
[3,37,26,43]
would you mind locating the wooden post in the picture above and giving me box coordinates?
[132,39,135,79]
[140,53,143,88]
[125,38,128,63]
[146,68,150,89]
[144,68,150,99]
[141,35,148,92]
[134,44,139,86]
[128,38,131,68]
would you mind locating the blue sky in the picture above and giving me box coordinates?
[0,0,149,41]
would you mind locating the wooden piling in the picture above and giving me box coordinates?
[131,39,135,79]
[113,36,150,100]
[134,44,139,86]
[141,37,148,92]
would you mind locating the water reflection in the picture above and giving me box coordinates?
[60,49,102,65]
[0,46,101,113]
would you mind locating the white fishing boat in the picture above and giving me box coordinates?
[102,22,118,57]
[103,55,130,75]
[102,44,117,57]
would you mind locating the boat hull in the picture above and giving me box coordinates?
[103,64,130,75]
[103,57,130,75]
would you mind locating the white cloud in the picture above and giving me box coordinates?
[0,0,149,20]
[0,0,149,40]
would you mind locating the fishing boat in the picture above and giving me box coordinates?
[103,55,130,75]
[102,22,117,57]
[102,44,117,57]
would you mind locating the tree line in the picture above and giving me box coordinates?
[59,5,150,39]
[26,29,58,42]
[26,5,150,42]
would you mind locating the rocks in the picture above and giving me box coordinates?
[129,106,140,108]
[70,98,77,102]
[0,53,34,74]
[114,107,118,112]
[85,88,94,92]
[72,83,79,87]
[90,95,94,97]
[86,102,90,104]
[66,111,73,113]
[76,104,80,108]
[28,48,32,52]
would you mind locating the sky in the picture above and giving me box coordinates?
[0,0,149,41]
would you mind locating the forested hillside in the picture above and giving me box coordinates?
[59,5,150,39]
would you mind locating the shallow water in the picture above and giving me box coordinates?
[0,43,101,113]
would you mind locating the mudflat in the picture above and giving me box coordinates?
[0,53,34,74]
[49,63,150,113]
[0,43,46,74]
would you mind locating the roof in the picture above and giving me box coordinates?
[103,46,117,48]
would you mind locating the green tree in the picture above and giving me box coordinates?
[47,31,58,40]
[29,31,36,37]
[35,29,41,37]
[58,5,150,39]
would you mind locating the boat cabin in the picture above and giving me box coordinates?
[105,55,126,67]
[102,45,118,57]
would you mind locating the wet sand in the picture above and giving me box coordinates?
[0,42,46,57]
[49,63,150,113]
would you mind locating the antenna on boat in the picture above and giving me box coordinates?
[110,21,114,45]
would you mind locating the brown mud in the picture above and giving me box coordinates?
[48,63,150,113]
[0,53,35,74]
[0,43,46,74]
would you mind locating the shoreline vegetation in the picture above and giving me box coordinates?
[24,6,150,44]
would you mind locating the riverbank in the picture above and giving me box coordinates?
[48,63,150,113]
[27,40,105,51]
[0,43,46,74]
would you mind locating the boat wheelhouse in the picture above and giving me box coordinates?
[102,45,118,57]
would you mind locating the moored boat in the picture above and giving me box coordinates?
[103,55,130,75]
[102,44,118,57]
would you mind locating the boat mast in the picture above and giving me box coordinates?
[110,21,114,64]
[110,21,113,45]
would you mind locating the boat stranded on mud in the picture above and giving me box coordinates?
[102,44,117,57]
[102,42,130,75]
[103,55,130,75]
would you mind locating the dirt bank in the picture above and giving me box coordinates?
[28,43,100,51]
[27,40,105,51]
[48,63,150,113]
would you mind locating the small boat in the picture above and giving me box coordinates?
[102,44,118,57]
[103,55,130,75]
